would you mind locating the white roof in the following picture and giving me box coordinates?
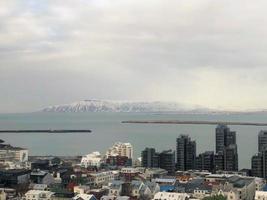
[25,190,54,196]
[153,192,189,200]
[32,184,48,190]
[73,194,96,200]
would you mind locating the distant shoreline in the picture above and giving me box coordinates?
[122,120,267,126]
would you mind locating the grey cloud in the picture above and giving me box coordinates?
[1,0,267,112]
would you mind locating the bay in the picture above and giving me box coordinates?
[0,112,266,169]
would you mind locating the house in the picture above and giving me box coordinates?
[30,170,54,185]
[193,184,212,199]
[88,188,109,200]
[30,184,48,191]
[88,171,115,187]
[74,185,90,195]
[100,196,130,200]
[146,182,160,197]
[108,181,124,196]
[25,190,54,200]
[73,194,97,200]
[100,195,117,200]
[211,176,256,200]
[153,178,176,192]
[153,192,190,200]
[130,180,151,198]
[144,168,168,179]
[120,168,140,181]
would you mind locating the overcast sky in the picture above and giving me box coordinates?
[1,0,267,113]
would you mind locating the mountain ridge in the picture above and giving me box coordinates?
[41,99,210,113]
[41,99,267,114]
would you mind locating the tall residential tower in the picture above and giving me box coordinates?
[176,135,196,171]
[215,124,238,171]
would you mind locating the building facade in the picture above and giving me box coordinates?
[216,124,236,154]
[106,143,133,159]
[159,150,175,175]
[176,135,196,171]
[196,151,214,172]
[215,125,238,171]
[258,131,267,152]
[141,148,159,168]
[81,152,103,168]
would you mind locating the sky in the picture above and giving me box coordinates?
[1,0,267,113]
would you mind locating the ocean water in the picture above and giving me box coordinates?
[0,112,266,169]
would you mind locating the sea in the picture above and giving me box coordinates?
[0,112,266,169]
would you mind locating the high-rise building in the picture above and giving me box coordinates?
[141,148,175,174]
[141,148,159,168]
[176,135,196,171]
[214,152,224,171]
[215,124,238,171]
[196,151,214,172]
[224,144,238,171]
[258,131,267,152]
[251,152,263,178]
[251,150,267,178]
[159,150,175,175]
[251,130,267,178]
[216,124,236,154]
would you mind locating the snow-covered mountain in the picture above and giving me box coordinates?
[41,100,201,113]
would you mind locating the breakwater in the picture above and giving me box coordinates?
[122,120,267,126]
[0,129,92,133]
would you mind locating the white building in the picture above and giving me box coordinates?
[0,146,28,162]
[81,152,103,168]
[153,192,190,200]
[255,191,267,200]
[106,143,133,159]
[25,190,54,200]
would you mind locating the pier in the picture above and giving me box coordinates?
[0,129,92,133]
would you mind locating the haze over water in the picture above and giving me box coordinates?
[0,112,266,169]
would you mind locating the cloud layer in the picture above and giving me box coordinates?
[1,0,267,112]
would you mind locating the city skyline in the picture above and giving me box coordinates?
[2,1,267,112]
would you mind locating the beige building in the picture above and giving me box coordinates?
[255,191,267,200]
[25,190,54,200]
[0,146,28,162]
[0,191,6,200]
[89,171,115,187]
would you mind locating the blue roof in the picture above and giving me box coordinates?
[160,185,175,192]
